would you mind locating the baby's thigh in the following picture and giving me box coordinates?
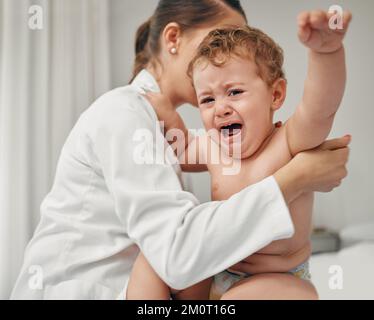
[221,273,318,300]
[130,253,213,300]
[173,277,213,300]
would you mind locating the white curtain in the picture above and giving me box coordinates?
[0,0,111,299]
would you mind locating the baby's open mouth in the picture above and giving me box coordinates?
[220,123,243,138]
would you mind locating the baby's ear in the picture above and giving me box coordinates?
[271,78,287,111]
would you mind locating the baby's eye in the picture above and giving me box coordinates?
[229,89,244,96]
[200,97,214,105]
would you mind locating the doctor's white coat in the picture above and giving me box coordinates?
[11,70,294,300]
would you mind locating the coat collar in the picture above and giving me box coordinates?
[131,69,161,94]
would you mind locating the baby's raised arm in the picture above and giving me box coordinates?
[286,10,352,156]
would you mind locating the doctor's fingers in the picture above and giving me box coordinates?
[228,261,253,275]
[317,135,351,151]
[331,147,350,166]
[229,259,288,275]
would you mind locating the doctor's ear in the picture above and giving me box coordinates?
[271,78,287,111]
[162,22,182,55]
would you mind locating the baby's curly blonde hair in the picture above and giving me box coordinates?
[188,25,286,87]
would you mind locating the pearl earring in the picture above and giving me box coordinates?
[170,47,177,55]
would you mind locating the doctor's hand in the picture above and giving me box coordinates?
[274,135,351,204]
[229,244,312,275]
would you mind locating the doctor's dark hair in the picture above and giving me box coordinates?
[130,0,247,83]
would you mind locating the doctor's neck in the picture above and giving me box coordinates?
[146,66,186,109]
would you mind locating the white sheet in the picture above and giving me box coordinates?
[310,241,374,300]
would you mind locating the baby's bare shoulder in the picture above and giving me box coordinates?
[256,125,293,166]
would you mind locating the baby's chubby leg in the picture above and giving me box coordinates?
[173,278,213,300]
[127,252,170,300]
[221,273,318,300]
[127,252,212,300]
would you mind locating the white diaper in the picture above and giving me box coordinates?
[210,261,311,300]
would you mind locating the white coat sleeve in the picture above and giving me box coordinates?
[91,101,295,290]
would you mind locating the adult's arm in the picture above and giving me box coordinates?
[90,96,296,290]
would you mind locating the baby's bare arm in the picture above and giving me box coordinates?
[286,10,352,156]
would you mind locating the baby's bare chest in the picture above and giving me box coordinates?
[210,134,292,201]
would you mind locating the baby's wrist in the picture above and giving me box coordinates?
[310,44,344,55]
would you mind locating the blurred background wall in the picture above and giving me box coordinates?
[0,0,373,299]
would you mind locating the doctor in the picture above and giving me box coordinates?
[11,0,350,299]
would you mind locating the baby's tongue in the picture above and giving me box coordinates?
[221,123,242,137]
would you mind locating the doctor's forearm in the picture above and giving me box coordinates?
[273,165,304,205]
[134,177,294,290]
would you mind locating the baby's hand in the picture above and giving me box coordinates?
[297,10,352,53]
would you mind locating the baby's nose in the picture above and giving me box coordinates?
[216,104,233,117]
